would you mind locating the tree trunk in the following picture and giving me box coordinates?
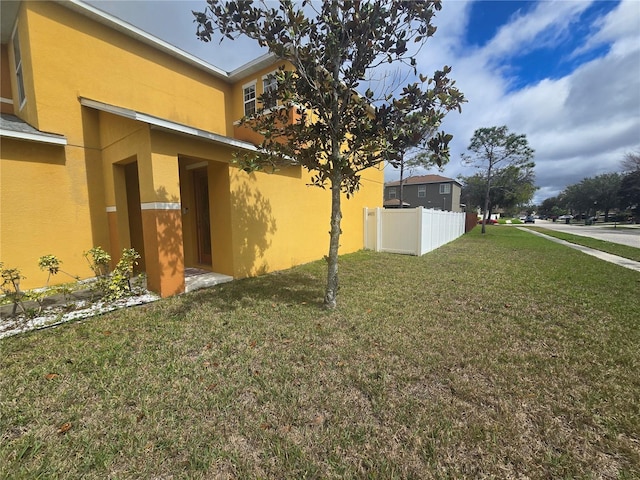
[482,183,490,234]
[482,164,493,234]
[399,158,405,209]
[324,173,342,309]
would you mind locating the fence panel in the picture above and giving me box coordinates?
[364,207,466,256]
[380,208,420,254]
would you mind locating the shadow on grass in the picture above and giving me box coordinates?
[161,269,326,319]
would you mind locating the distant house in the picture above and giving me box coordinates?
[384,175,462,212]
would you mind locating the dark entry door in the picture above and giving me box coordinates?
[193,168,212,265]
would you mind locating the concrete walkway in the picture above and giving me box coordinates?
[518,227,640,272]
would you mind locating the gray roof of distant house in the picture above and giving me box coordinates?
[385,174,461,187]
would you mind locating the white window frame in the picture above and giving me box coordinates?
[439,183,451,195]
[417,185,426,198]
[11,23,26,109]
[262,71,277,110]
[243,81,256,117]
[388,187,397,199]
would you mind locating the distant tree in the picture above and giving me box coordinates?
[538,196,564,218]
[621,150,640,173]
[460,164,536,218]
[384,108,454,208]
[459,173,485,212]
[591,173,622,222]
[461,126,535,233]
[491,165,537,215]
[562,182,592,218]
[193,1,465,308]
[562,174,622,222]
[619,170,640,221]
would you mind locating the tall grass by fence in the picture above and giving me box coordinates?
[364,207,466,256]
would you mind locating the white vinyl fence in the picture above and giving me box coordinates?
[364,207,466,256]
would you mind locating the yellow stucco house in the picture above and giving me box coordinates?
[0,0,383,297]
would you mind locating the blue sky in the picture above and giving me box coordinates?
[465,1,617,90]
[88,0,639,205]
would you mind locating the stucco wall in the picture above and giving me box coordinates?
[24,2,233,143]
[0,138,97,287]
[0,1,383,293]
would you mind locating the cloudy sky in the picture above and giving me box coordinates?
[88,0,640,204]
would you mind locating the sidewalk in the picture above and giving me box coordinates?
[519,227,640,272]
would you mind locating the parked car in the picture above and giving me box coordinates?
[557,215,573,220]
[524,215,535,223]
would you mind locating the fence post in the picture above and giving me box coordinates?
[416,207,423,255]
[375,207,382,253]
[363,207,368,250]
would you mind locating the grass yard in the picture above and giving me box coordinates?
[524,226,640,262]
[1,227,639,479]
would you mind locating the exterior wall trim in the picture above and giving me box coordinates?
[140,202,181,211]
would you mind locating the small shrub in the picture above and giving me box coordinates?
[83,247,112,299]
[38,254,61,277]
[38,254,79,285]
[105,248,141,301]
[1,263,26,315]
[84,247,111,278]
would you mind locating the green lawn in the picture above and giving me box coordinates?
[524,226,640,262]
[2,227,639,479]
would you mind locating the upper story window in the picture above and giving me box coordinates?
[262,73,277,110]
[12,25,26,108]
[439,183,451,194]
[243,82,256,116]
[418,185,426,197]
[388,187,397,199]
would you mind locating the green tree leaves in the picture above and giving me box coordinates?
[461,126,535,233]
[193,1,464,307]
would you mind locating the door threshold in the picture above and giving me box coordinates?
[184,269,233,293]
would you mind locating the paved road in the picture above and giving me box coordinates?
[531,220,640,248]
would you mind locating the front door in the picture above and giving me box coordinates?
[193,168,212,265]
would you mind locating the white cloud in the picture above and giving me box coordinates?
[481,1,593,61]
[392,0,640,205]
[578,0,640,57]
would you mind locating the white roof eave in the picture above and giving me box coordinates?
[0,128,67,146]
